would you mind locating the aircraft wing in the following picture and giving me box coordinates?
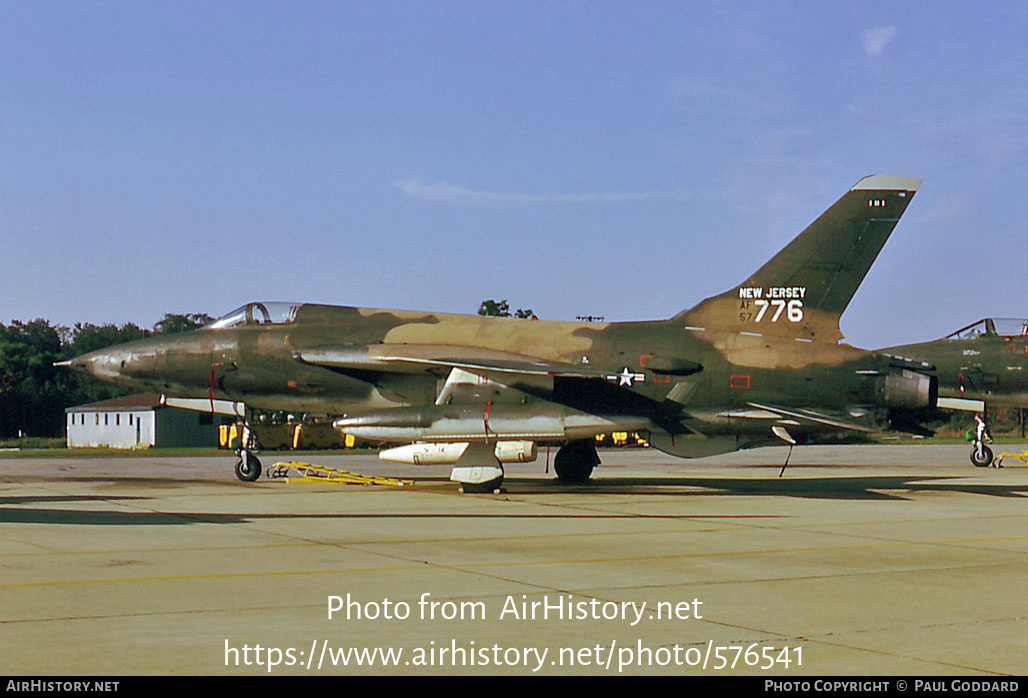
[295,344,605,379]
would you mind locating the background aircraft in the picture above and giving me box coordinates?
[60,174,929,490]
[881,318,1028,466]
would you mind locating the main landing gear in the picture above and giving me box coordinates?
[554,439,600,484]
[448,438,602,492]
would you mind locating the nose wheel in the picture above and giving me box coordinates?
[970,414,994,468]
[970,443,994,468]
[235,451,263,481]
[233,413,263,481]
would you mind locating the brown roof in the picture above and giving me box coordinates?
[66,393,165,412]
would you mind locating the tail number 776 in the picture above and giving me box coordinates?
[751,299,804,323]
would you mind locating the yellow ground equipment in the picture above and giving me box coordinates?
[220,423,356,450]
[267,461,413,486]
[220,423,291,450]
[593,431,650,447]
[993,450,1028,468]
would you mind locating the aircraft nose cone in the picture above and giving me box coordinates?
[61,349,124,379]
[56,345,156,382]
[88,348,130,379]
[53,354,107,375]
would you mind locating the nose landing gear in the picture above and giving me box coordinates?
[234,420,263,481]
[970,441,994,468]
[235,449,263,481]
[969,413,994,468]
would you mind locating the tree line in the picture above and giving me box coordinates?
[477,299,537,319]
[0,313,213,439]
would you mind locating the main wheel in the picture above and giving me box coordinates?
[554,440,600,483]
[235,452,263,481]
[970,445,993,468]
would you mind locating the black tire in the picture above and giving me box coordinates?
[970,445,993,468]
[235,453,262,481]
[554,440,600,483]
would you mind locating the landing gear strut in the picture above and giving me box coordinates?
[554,439,600,483]
[234,417,263,481]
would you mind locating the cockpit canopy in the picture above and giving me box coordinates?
[946,318,1028,339]
[205,302,301,329]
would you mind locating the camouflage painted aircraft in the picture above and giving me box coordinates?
[881,318,1028,466]
[59,174,930,490]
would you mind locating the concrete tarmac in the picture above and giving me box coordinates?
[1,444,1027,676]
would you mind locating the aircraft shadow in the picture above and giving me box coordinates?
[0,502,771,527]
[503,474,1028,500]
[0,474,1025,526]
[0,507,251,526]
[0,495,148,506]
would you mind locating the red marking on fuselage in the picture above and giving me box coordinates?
[730,374,751,389]
[639,353,670,383]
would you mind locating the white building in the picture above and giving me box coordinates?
[65,393,222,449]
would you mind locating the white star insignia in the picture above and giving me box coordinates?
[607,367,645,387]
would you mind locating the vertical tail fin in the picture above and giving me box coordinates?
[677,174,921,341]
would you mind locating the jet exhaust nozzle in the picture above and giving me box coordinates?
[883,367,938,411]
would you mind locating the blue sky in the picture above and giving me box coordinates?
[2,1,1026,348]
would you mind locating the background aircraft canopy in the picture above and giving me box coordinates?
[946,318,1028,339]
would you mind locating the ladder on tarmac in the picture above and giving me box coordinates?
[267,461,413,487]
[994,450,1028,468]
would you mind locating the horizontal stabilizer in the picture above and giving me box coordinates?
[744,402,875,432]
[936,397,986,412]
[880,353,935,371]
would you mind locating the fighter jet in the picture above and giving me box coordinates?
[881,318,1028,466]
[60,174,929,490]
